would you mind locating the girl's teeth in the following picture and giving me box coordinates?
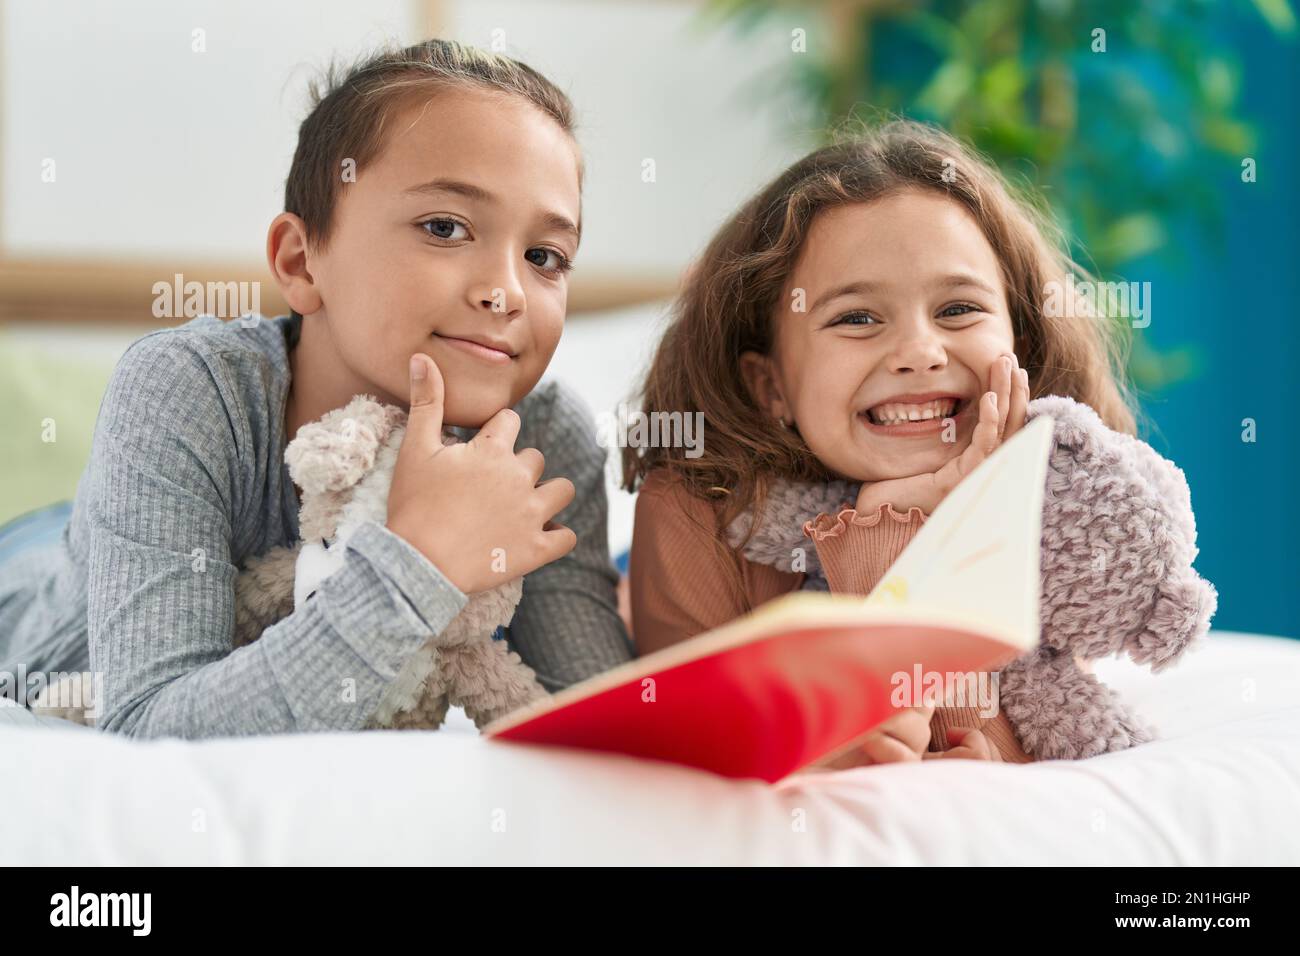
[866,399,957,425]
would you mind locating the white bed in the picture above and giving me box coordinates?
[2,630,1296,865]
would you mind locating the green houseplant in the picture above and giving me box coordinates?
[700,0,1295,392]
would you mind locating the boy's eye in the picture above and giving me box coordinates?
[421,218,468,240]
[525,247,573,275]
[833,311,877,327]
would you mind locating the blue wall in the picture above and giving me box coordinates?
[1132,8,1298,638]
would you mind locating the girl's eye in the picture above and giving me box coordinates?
[939,303,982,318]
[420,217,469,241]
[833,311,877,327]
[525,247,574,276]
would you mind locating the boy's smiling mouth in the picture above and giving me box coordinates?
[432,332,518,364]
[858,391,970,435]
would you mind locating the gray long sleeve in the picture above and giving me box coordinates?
[86,326,470,737]
[502,379,635,691]
[1,312,631,738]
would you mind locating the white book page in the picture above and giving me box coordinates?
[863,415,1056,652]
[487,416,1056,735]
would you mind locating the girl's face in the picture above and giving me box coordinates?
[302,87,582,427]
[741,190,1017,483]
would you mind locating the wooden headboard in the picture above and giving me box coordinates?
[0,256,679,325]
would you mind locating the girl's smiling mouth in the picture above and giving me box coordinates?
[858,392,971,436]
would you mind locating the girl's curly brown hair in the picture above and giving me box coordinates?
[622,118,1136,565]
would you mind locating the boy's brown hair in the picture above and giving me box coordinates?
[622,118,1136,557]
[282,38,581,315]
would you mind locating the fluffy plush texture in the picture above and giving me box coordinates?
[29,396,555,731]
[724,395,1218,760]
[232,394,549,731]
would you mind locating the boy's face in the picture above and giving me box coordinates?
[306,88,582,427]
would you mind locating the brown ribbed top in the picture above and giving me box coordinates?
[629,470,1034,763]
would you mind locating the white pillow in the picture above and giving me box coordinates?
[1,632,1296,864]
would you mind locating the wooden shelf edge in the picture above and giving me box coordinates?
[0,257,680,324]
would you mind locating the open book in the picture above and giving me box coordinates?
[485,415,1056,782]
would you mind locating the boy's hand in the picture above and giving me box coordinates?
[855,352,1029,516]
[385,353,577,594]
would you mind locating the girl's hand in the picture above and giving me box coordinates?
[855,352,1030,515]
[385,353,578,594]
[806,703,936,771]
[922,726,1004,762]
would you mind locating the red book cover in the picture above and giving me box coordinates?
[486,416,1055,782]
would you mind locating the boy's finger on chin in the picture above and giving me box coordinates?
[405,354,447,447]
[474,406,522,449]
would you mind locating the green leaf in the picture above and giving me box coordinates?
[1096,214,1167,265]
[915,60,974,118]
[1197,57,1238,110]
[982,57,1029,109]
[1129,339,1203,393]
[1200,116,1255,154]
[1249,0,1297,34]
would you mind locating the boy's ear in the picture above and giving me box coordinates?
[267,212,323,316]
[738,350,789,423]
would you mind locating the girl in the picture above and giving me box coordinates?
[623,119,1213,768]
[0,39,632,736]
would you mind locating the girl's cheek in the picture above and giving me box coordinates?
[825,359,869,408]
[959,345,1003,386]
[973,324,1017,366]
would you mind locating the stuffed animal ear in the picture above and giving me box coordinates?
[1031,394,1216,673]
[285,394,399,496]
[1124,567,1216,673]
[1116,433,1217,672]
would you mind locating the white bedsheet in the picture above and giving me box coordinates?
[2,631,1297,865]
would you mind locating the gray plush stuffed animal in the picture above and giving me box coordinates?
[724,395,1217,760]
[33,395,549,731]
[233,394,550,731]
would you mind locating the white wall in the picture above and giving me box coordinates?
[3,0,814,272]
[4,0,821,556]
[3,0,416,258]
